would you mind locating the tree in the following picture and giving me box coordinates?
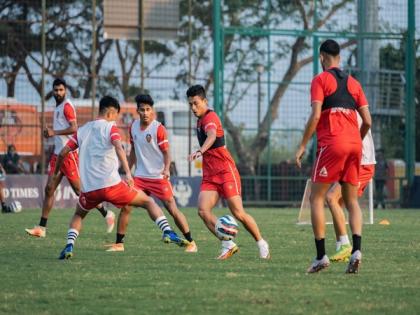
[0,1,42,97]
[174,0,355,175]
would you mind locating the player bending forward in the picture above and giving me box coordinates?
[56,96,165,259]
[106,94,194,252]
[26,78,114,238]
[187,85,270,260]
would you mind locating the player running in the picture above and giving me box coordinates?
[186,85,270,260]
[295,39,372,274]
[57,95,173,259]
[25,78,114,238]
[106,94,193,252]
[326,113,376,262]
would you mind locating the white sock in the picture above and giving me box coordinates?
[155,216,172,232]
[339,235,350,246]
[257,239,268,248]
[335,241,341,251]
[66,228,79,245]
[221,240,235,249]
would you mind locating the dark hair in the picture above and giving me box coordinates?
[99,95,120,114]
[186,85,206,99]
[135,94,154,108]
[320,39,340,56]
[52,78,67,88]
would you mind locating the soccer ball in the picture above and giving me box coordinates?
[8,201,22,213]
[215,215,239,240]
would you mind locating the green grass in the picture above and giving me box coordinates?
[1,207,419,315]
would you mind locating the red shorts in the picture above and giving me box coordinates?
[358,164,375,196]
[134,177,173,201]
[312,143,361,186]
[48,152,79,182]
[78,181,138,210]
[201,167,241,199]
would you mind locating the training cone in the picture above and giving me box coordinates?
[379,219,390,225]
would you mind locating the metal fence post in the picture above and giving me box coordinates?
[405,0,416,187]
[213,0,222,117]
[40,0,46,175]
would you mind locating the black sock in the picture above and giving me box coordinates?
[352,234,362,253]
[315,238,326,260]
[183,232,193,242]
[1,202,6,210]
[116,233,125,244]
[96,205,107,217]
[39,217,48,227]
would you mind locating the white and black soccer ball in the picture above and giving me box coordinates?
[8,201,22,213]
[215,215,239,241]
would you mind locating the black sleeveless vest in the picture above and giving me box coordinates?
[197,110,225,150]
[322,68,357,111]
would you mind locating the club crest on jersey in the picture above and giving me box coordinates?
[146,134,152,143]
[319,166,328,177]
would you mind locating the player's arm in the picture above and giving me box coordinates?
[188,128,217,161]
[157,125,170,178]
[128,148,136,170]
[45,103,78,137]
[295,101,322,168]
[357,106,371,140]
[113,139,133,187]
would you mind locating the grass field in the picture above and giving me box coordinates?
[1,207,419,315]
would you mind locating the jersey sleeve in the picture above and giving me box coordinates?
[110,125,122,142]
[355,84,369,108]
[157,124,169,151]
[66,132,78,151]
[203,112,219,133]
[310,75,324,104]
[63,103,77,122]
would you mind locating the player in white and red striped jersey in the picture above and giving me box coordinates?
[56,96,169,259]
[107,94,193,253]
[25,78,115,239]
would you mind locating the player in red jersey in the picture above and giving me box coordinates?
[295,40,372,273]
[25,78,114,238]
[56,96,167,259]
[186,85,270,260]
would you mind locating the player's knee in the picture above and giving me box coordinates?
[230,208,246,222]
[326,192,336,206]
[198,207,210,220]
[44,184,55,197]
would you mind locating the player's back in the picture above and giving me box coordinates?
[77,119,121,192]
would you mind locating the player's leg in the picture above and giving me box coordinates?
[128,189,188,246]
[342,182,363,273]
[197,190,220,236]
[326,183,351,262]
[66,159,115,233]
[226,195,270,259]
[58,203,89,260]
[307,182,331,273]
[25,172,64,237]
[162,197,197,252]
[105,205,132,252]
[0,180,7,212]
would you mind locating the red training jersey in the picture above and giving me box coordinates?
[197,111,236,178]
[310,67,368,146]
